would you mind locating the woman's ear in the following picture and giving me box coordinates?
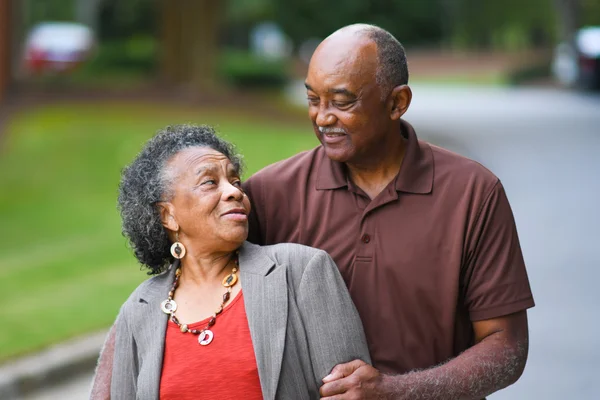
[389,84,412,121]
[157,202,179,232]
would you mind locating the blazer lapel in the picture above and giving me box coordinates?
[134,267,173,400]
[239,242,288,400]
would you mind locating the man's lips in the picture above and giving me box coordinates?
[317,127,347,144]
[321,131,347,144]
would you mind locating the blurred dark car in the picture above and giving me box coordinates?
[552,26,600,90]
[22,22,95,75]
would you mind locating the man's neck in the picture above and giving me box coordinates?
[346,134,406,200]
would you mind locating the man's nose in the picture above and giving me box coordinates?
[315,104,336,127]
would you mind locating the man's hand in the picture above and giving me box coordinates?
[319,359,391,399]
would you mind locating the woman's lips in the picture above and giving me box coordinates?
[221,209,248,221]
[222,213,248,221]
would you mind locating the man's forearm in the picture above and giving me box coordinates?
[381,335,528,400]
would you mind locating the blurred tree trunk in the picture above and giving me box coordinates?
[159,0,223,91]
[0,0,12,103]
[553,0,581,43]
[75,0,105,33]
[440,0,460,49]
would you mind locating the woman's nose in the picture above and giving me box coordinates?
[223,182,244,200]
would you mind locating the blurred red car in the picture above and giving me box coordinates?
[552,26,600,90]
[23,22,95,75]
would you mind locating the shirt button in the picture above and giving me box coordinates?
[361,234,371,243]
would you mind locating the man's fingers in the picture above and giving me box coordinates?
[320,375,353,398]
[322,359,367,383]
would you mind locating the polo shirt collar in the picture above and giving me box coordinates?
[315,119,433,194]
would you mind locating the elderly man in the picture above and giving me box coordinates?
[244,24,534,399]
[91,24,534,400]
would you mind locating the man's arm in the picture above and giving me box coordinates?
[319,310,529,400]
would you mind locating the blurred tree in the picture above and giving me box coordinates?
[554,0,581,43]
[271,0,559,51]
[97,0,156,40]
[223,0,274,48]
[273,0,444,48]
[160,0,225,90]
[75,0,104,33]
[581,0,600,26]
[0,0,11,103]
[450,0,555,50]
[24,0,75,25]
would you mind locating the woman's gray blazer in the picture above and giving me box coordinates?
[106,241,371,400]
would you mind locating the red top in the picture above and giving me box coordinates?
[159,292,263,400]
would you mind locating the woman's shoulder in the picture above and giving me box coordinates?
[241,241,336,285]
[120,268,173,311]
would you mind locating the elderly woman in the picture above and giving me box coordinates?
[90,124,370,400]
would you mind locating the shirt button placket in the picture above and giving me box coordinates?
[361,234,371,244]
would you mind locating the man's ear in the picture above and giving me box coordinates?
[389,84,412,120]
[157,202,179,232]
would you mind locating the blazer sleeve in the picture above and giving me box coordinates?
[110,305,139,400]
[295,250,372,384]
[89,323,116,400]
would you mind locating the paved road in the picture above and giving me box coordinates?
[24,373,93,400]
[26,84,600,399]
[407,84,600,399]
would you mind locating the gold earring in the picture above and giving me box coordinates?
[170,232,186,259]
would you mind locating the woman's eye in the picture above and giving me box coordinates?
[202,179,216,185]
[232,180,242,187]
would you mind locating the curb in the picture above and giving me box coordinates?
[0,330,108,399]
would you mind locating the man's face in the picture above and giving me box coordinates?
[305,37,390,164]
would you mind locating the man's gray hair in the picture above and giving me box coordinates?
[357,25,409,99]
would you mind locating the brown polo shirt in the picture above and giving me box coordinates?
[244,119,534,374]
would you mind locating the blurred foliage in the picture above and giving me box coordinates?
[271,0,558,50]
[84,36,157,74]
[273,0,444,47]
[581,0,600,26]
[449,0,556,50]
[25,0,75,24]
[0,102,317,361]
[218,49,289,88]
[18,0,600,88]
[21,0,600,52]
[97,0,156,40]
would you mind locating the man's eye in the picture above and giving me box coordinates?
[202,179,216,185]
[333,101,352,109]
[232,180,242,187]
[307,97,319,105]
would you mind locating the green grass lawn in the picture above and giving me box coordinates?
[0,101,318,362]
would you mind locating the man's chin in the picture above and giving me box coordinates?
[322,146,352,163]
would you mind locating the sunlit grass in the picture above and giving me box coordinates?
[0,101,317,361]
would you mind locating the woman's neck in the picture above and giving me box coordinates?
[179,250,236,286]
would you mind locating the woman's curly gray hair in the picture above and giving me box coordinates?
[118,124,243,275]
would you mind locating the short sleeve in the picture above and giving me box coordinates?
[463,181,534,321]
[243,177,265,245]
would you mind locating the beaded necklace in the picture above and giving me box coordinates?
[160,251,239,346]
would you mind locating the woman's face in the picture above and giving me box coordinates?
[162,146,250,253]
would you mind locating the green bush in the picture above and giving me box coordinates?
[84,36,157,75]
[218,49,290,88]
